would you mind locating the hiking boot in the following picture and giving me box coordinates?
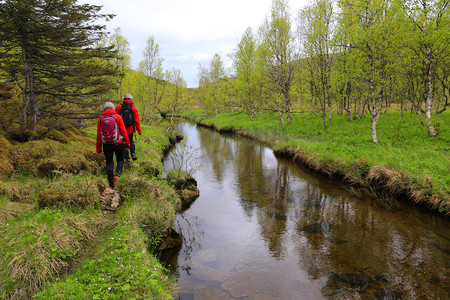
[125,159,130,166]
[131,153,137,160]
[109,186,114,190]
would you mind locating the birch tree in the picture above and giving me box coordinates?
[402,0,449,136]
[299,0,335,129]
[138,35,165,123]
[259,0,298,125]
[338,0,401,142]
[197,63,211,116]
[166,68,187,127]
[108,27,132,99]
[209,53,225,117]
[233,27,257,118]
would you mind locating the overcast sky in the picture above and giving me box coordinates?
[80,0,309,88]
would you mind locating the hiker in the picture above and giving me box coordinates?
[115,93,142,165]
[96,102,130,189]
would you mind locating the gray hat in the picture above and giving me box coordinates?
[123,93,133,100]
[102,101,115,111]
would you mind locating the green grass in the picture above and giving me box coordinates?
[179,109,449,209]
[0,121,182,299]
[35,219,175,300]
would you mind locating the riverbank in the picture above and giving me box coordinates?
[172,110,449,216]
[0,121,181,299]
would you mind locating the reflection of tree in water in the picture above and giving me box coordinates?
[258,164,291,258]
[291,182,450,299]
[234,141,293,258]
[197,129,236,184]
[174,213,204,277]
[235,142,265,217]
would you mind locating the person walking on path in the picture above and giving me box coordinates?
[115,93,142,165]
[96,102,130,189]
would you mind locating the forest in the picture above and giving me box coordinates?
[1,0,448,141]
[0,0,449,299]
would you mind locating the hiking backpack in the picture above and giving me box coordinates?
[120,104,134,127]
[100,114,120,144]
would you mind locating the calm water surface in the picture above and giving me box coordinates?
[162,122,449,300]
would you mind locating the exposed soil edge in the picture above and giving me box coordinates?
[167,114,449,217]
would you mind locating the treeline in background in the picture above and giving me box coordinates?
[1,0,449,143]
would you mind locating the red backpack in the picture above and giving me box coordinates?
[100,114,120,144]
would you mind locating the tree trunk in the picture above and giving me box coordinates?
[285,95,291,125]
[322,114,327,129]
[277,93,284,127]
[22,52,37,133]
[328,98,332,122]
[370,107,381,143]
[214,88,218,117]
[425,45,436,137]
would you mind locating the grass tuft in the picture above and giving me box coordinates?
[0,209,103,298]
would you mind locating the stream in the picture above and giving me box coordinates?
[161,121,449,299]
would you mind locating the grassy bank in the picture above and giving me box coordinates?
[0,121,181,299]
[177,109,449,215]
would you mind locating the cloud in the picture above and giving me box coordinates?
[80,0,309,87]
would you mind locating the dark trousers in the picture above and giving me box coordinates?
[124,133,135,160]
[103,143,125,187]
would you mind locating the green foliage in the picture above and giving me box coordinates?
[36,223,175,300]
[0,0,120,134]
[233,27,258,117]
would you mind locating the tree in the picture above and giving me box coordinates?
[165,68,187,128]
[208,53,225,116]
[259,0,298,125]
[233,27,258,118]
[197,62,211,116]
[253,43,274,114]
[108,27,132,99]
[0,0,118,136]
[402,0,450,136]
[337,0,401,142]
[138,35,166,123]
[299,0,335,129]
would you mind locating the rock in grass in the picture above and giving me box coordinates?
[101,188,121,212]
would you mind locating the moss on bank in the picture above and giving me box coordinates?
[0,121,182,299]
[175,110,449,215]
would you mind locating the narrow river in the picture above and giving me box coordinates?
[162,122,449,300]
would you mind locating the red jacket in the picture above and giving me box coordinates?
[115,100,142,135]
[96,109,130,153]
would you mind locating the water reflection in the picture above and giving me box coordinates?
[162,122,450,299]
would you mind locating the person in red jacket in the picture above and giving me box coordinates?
[115,93,142,165]
[96,102,130,189]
